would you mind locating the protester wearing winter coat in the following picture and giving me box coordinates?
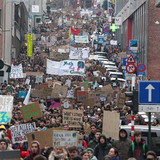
[128,131,148,160]
[87,148,97,160]
[113,129,131,160]
[94,134,112,160]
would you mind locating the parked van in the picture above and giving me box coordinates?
[108,72,123,79]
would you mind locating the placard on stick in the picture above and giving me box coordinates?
[20,102,42,122]
[60,98,73,109]
[63,110,83,128]
[103,111,120,140]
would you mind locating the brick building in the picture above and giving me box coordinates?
[115,0,160,80]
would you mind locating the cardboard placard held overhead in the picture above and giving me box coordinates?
[51,84,68,98]
[101,84,113,96]
[20,102,42,122]
[77,91,87,102]
[103,111,120,140]
[63,110,83,128]
[116,93,126,108]
[80,82,88,90]
[84,98,95,108]
[35,83,48,90]
[60,98,73,109]
[53,131,78,147]
[26,72,44,76]
[26,128,62,149]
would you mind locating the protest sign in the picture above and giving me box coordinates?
[103,111,120,140]
[0,96,13,124]
[35,76,43,84]
[18,91,27,98]
[80,82,88,90]
[10,64,23,79]
[35,83,48,90]
[59,60,85,76]
[77,91,87,102]
[60,98,73,109]
[20,102,42,122]
[51,84,68,98]
[84,98,96,108]
[71,35,89,43]
[26,72,44,76]
[50,52,69,60]
[26,127,63,148]
[116,93,126,108]
[0,150,21,160]
[53,131,78,147]
[46,59,61,75]
[10,122,36,144]
[63,110,83,128]
[67,89,74,98]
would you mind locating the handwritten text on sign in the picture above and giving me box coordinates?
[53,131,78,147]
[11,122,36,144]
[63,110,83,128]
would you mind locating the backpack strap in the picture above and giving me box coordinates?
[143,143,145,153]
[132,142,135,153]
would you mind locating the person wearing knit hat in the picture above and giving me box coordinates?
[0,138,8,150]
[87,148,97,160]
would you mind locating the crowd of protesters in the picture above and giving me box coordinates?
[0,6,159,160]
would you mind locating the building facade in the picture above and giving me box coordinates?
[115,0,160,80]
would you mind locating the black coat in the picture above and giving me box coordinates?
[128,139,148,160]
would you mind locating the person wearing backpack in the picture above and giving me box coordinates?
[128,131,148,160]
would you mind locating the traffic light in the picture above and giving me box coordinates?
[125,90,139,114]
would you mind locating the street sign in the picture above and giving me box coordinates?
[129,40,138,51]
[98,37,104,44]
[137,71,146,77]
[126,63,136,74]
[127,55,135,63]
[137,63,146,72]
[123,58,128,67]
[139,105,160,112]
[104,26,110,33]
[139,81,160,104]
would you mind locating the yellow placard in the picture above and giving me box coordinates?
[27,34,33,57]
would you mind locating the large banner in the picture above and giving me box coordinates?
[69,47,89,59]
[47,59,85,76]
[10,64,23,79]
[59,60,85,76]
[0,96,13,124]
[46,59,60,75]
[27,34,33,57]
[73,35,89,43]
[10,122,36,144]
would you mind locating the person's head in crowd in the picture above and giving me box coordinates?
[80,106,84,111]
[134,131,142,144]
[83,115,89,123]
[89,108,94,116]
[57,115,62,122]
[108,147,119,159]
[0,125,6,132]
[146,151,157,160]
[55,119,61,125]
[33,155,47,160]
[81,150,89,160]
[30,141,41,157]
[152,118,159,126]
[0,139,8,150]
[79,130,85,140]
[87,148,94,160]
[73,155,82,160]
[68,146,79,160]
[15,121,20,126]
[135,114,141,122]
[90,123,97,134]
[95,130,102,141]
[54,111,59,117]
[99,134,108,145]
[50,118,56,125]
[97,108,101,115]
[40,119,45,128]
[51,146,67,159]
[119,129,128,140]
[123,106,128,114]
[104,155,112,160]
[63,124,69,130]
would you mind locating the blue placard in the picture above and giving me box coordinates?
[139,81,160,104]
[18,91,27,98]
[137,71,146,77]
[98,37,104,44]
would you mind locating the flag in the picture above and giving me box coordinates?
[71,27,80,35]
[93,81,98,89]
[69,27,71,39]
[23,85,31,105]
[112,0,115,5]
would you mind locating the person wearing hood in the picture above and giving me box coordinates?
[113,129,131,160]
[128,131,148,160]
[94,134,112,160]
[24,141,41,160]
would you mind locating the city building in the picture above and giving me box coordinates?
[115,0,160,80]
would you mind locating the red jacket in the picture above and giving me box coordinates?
[17,146,30,159]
